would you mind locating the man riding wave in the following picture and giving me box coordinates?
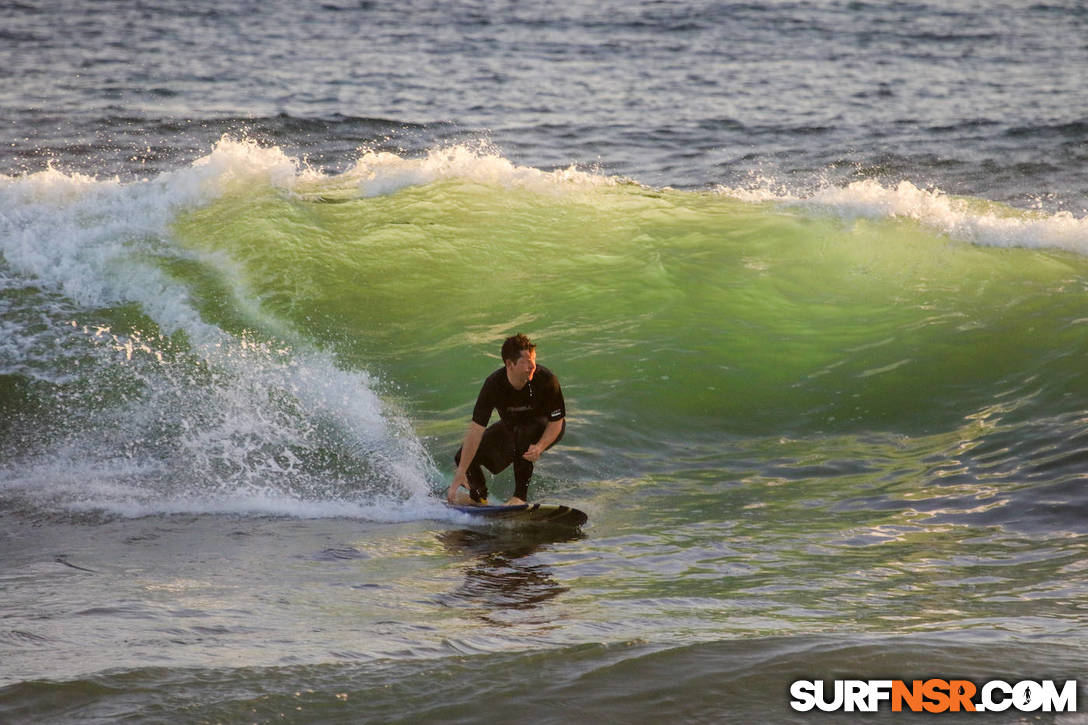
[447,334,566,506]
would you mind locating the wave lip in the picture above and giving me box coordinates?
[718,178,1088,255]
[341,142,618,198]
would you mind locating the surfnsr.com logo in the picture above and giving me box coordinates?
[790,679,1078,713]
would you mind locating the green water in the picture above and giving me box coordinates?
[172,177,1088,446]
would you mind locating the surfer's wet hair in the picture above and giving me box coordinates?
[501,333,535,364]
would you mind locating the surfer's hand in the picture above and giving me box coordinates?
[447,472,467,502]
[522,443,544,462]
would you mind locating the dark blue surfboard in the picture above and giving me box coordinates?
[447,502,588,527]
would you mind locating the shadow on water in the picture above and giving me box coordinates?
[434,527,585,620]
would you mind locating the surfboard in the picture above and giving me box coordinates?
[447,502,588,527]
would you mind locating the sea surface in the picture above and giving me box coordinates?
[3,1,1088,722]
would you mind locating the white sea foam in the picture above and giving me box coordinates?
[1,453,450,522]
[0,137,438,518]
[0,137,313,332]
[717,178,1088,255]
[343,142,616,197]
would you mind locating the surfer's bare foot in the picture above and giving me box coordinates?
[450,490,487,506]
[504,497,526,505]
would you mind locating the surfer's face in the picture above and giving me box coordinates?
[507,349,536,388]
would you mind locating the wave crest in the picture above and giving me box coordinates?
[718,178,1088,255]
[344,142,618,197]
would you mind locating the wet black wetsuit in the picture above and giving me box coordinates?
[454,365,566,502]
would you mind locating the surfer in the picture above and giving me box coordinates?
[447,334,566,506]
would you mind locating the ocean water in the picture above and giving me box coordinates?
[2,1,1088,722]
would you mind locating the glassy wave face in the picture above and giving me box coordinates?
[2,138,1087,534]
